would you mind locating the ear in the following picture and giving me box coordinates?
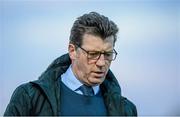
[68,44,77,60]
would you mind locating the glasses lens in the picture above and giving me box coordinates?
[104,52,114,61]
[88,51,117,61]
[78,44,117,61]
[88,52,100,60]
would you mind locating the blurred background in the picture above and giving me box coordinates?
[0,0,179,115]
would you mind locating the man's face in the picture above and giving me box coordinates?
[69,34,115,86]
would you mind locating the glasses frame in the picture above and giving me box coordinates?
[75,44,118,61]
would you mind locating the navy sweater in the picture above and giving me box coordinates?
[60,81,107,116]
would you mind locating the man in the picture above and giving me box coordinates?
[4,12,137,116]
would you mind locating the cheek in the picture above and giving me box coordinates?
[106,61,111,67]
[76,57,92,75]
[105,62,111,71]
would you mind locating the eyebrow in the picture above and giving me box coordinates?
[87,49,114,53]
[81,45,113,52]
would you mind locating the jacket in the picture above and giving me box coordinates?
[4,53,137,116]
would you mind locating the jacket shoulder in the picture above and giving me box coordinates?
[121,96,138,116]
[4,83,34,116]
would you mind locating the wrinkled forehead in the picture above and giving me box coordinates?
[82,34,115,51]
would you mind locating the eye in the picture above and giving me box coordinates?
[88,52,100,59]
[104,52,113,57]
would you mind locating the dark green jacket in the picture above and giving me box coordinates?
[4,54,137,116]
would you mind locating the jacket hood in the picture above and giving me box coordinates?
[45,53,121,93]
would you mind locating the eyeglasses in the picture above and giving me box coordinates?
[76,45,118,61]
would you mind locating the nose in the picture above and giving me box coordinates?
[95,54,106,67]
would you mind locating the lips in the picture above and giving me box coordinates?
[93,71,105,78]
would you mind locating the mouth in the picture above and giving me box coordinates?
[93,71,105,78]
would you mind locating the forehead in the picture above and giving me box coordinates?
[82,34,114,51]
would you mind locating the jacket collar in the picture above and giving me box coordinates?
[31,53,121,115]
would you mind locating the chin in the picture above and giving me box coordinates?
[91,78,105,85]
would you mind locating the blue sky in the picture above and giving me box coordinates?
[1,0,180,115]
